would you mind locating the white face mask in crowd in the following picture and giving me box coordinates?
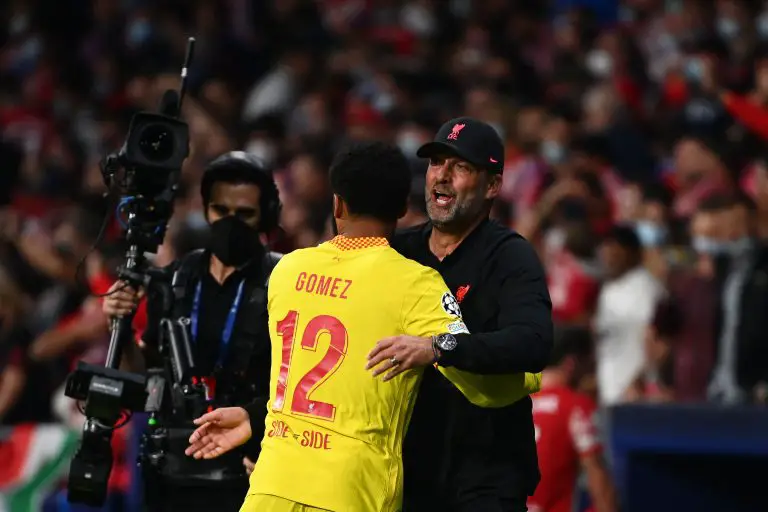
[684,57,705,83]
[757,11,768,40]
[635,221,668,248]
[692,235,724,256]
[401,3,436,38]
[245,139,277,167]
[585,49,613,79]
[373,91,395,114]
[716,17,740,41]
[396,131,424,158]
[540,140,567,165]
[692,236,753,258]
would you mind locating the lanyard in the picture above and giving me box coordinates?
[190,279,245,369]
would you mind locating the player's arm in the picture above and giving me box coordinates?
[438,366,541,408]
[583,453,618,512]
[403,269,539,407]
[571,399,618,512]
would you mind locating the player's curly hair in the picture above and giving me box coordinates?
[329,141,411,223]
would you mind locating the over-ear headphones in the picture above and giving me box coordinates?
[201,151,282,233]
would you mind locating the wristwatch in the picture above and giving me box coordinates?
[431,333,457,363]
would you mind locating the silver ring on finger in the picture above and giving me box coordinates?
[390,356,400,367]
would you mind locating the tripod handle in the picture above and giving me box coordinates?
[105,314,135,369]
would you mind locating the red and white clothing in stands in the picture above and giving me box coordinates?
[546,251,600,324]
[528,386,602,512]
[499,154,547,222]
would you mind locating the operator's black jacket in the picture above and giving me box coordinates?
[391,218,553,509]
[138,247,280,511]
[142,248,280,456]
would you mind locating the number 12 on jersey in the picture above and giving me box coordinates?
[273,310,349,421]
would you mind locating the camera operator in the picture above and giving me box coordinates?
[102,152,281,512]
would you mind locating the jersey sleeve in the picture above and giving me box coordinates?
[402,268,541,408]
[400,267,470,338]
[569,396,602,457]
[438,367,541,408]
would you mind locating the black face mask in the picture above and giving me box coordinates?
[208,216,264,268]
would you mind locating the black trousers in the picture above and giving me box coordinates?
[145,482,249,512]
[452,495,528,512]
[402,454,531,512]
[403,495,528,512]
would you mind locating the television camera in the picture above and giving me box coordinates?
[63,38,208,507]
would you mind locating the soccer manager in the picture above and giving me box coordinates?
[368,117,554,511]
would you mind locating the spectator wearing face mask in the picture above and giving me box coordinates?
[594,225,664,405]
[634,182,674,280]
[634,184,673,248]
[707,193,768,405]
[660,197,723,402]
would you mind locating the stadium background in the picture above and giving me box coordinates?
[1,0,768,511]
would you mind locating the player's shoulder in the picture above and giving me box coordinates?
[382,246,444,285]
[270,246,321,275]
[534,386,596,412]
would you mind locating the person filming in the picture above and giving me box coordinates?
[102,151,281,512]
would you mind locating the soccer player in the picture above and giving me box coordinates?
[186,142,538,512]
[529,327,617,512]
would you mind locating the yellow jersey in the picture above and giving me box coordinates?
[247,236,538,512]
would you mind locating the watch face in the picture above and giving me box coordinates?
[437,333,457,351]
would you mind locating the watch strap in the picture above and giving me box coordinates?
[431,335,442,364]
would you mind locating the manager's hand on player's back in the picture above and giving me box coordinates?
[102,280,144,318]
[185,406,252,460]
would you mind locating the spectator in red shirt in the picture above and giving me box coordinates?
[27,242,129,365]
[529,326,617,512]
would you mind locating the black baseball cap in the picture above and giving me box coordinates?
[416,117,505,173]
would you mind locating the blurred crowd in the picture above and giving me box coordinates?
[3,0,768,487]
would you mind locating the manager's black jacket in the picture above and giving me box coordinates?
[391,218,553,511]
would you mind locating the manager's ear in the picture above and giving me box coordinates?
[486,172,502,201]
